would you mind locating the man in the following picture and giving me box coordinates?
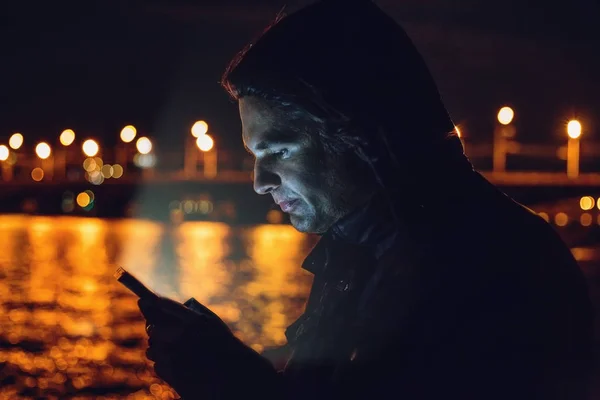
[138,0,594,399]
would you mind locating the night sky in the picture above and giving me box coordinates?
[1,0,599,157]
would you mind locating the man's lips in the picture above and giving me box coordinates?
[277,199,298,212]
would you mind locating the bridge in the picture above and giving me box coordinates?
[0,170,598,225]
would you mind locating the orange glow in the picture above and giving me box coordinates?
[567,120,582,139]
[101,164,113,178]
[196,134,214,152]
[35,142,51,159]
[580,213,592,227]
[136,137,152,154]
[191,120,209,137]
[580,196,595,211]
[497,106,514,125]
[76,192,91,207]
[31,167,44,181]
[537,212,549,222]
[0,217,312,398]
[59,129,75,146]
[82,158,97,172]
[120,125,137,143]
[0,145,9,161]
[82,140,99,157]
[112,164,124,178]
[9,133,23,150]
[554,212,568,227]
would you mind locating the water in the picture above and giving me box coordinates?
[0,215,598,399]
[0,216,316,399]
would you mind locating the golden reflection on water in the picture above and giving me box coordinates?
[0,216,313,399]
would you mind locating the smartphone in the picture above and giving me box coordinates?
[114,267,159,302]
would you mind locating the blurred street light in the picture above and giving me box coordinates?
[82,139,99,157]
[566,120,582,178]
[136,137,152,154]
[9,133,24,150]
[31,167,44,181]
[35,142,51,159]
[567,120,582,139]
[120,125,137,143]
[196,134,217,178]
[196,134,214,152]
[493,107,516,173]
[60,129,76,146]
[497,107,514,125]
[191,120,208,138]
[0,145,9,161]
[0,145,13,181]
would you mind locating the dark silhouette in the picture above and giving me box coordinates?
[138,0,594,398]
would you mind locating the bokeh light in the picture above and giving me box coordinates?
[31,167,44,181]
[35,142,52,159]
[9,133,23,150]
[580,196,595,211]
[0,145,9,161]
[101,164,113,178]
[60,129,76,146]
[112,164,124,178]
[76,192,91,208]
[83,158,97,172]
[567,120,582,139]
[120,125,137,143]
[555,212,569,227]
[82,140,99,157]
[196,134,214,152]
[191,120,208,137]
[133,153,156,168]
[580,214,593,227]
[136,137,152,155]
[88,170,104,185]
[497,107,514,125]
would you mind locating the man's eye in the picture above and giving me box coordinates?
[275,149,289,158]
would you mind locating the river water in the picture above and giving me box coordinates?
[0,215,598,399]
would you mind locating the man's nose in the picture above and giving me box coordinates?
[253,164,281,195]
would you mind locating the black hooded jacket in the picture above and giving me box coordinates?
[272,167,593,400]
[218,1,594,398]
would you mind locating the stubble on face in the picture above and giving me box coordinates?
[240,96,374,234]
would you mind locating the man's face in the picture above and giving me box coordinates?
[240,96,370,234]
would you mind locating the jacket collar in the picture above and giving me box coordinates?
[301,191,398,275]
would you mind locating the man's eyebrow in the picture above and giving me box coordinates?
[246,130,298,154]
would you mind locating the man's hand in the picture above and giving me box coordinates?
[138,296,279,399]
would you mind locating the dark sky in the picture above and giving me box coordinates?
[1,0,599,155]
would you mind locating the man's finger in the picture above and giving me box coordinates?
[154,297,198,322]
[138,298,160,322]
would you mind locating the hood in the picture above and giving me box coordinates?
[225,0,472,190]
[224,0,475,233]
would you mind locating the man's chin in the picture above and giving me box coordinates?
[289,214,314,234]
[289,214,327,235]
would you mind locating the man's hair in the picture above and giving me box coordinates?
[221,0,466,181]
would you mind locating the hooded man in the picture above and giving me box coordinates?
[138,0,594,399]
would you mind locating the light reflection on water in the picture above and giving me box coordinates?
[1,215,598,399]
[0,216,314,399]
